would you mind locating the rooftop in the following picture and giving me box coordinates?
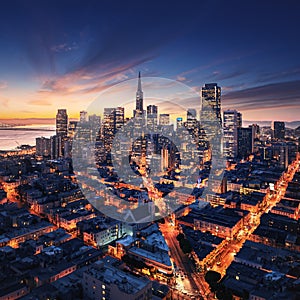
[143,232,169,252]
[85,256,150,295]
[129,246,172,267]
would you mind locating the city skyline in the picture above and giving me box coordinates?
[1,2,300,300]
[2,72,299,130]
[1,70,300,299]
[0,1,300,121]
[1,75,298,128]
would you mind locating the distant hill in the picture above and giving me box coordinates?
[244,120,300,129]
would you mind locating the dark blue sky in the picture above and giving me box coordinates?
[0,0,300,121]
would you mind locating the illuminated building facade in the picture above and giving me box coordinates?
[223,109,242,161]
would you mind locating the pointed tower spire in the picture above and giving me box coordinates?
[138,71,142,92]
[136,71,143,112]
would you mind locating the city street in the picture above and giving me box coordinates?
[160,221,211,299]
[160,156,300,299]
[210,156,300,276]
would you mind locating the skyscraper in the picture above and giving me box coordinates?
[186,109,197,130]
[176,117,183,129]
[251,124,260,140]
[161,147,169,171]
[50,135,63,159]
[56,109,68,137]
[201,83,222,125]
[89,114,101,140]
[223,109,242,161]
[68,121,78,139]
[102,107,125,151]
[237,113,242,128]
[147,105,158,132]
[184,108,199,146]
[80,110,88,123]
[273,121,285,140]
[134,71,144,116]
[103,108,116,152]
[159,114,170,126]
[36,137,51,157]
[237,127,253,159]
[114,107,125,132]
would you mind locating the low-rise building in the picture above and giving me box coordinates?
[82,256,152,300]
[189,206,250,239]
[128,246,173,275]
[58,210,96,231]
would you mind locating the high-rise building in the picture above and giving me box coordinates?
[147,105,158,115]
[146,105,158,131]
[176,117,183,129]
[159,114,170,126]
[54,109,68,157]
[88,114,101,125]
[68,121,78,139]
[50,135,63,159]
[186,109,197,130]
[161,147,169,171]
[56,109,68,138]
[103,108,116,152]
[251,123,260,140]
[80,110,88,123]
[223,110,242,161]
[273,121,285,140]
[237,112,242,128]
[134,71,144,116]
[237,127,253,159]
[102,107,124,151]
[184,109,199,147]
[271,142,289,168]
[201,83,222,125]
[36,137,51,157]
[114,107,125,132]
[63,139,72,158]
[89,114,101,140]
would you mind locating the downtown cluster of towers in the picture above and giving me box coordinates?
[37,74,222,168]
[36,73,287,169]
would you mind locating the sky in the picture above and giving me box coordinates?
[0,0,300,122]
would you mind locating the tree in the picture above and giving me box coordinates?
[216,285,233,300]
[179,239,192,254]
[205,271,221,291]
[176,233,184,241]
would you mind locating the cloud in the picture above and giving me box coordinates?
[222,80,300,111]
[28,99,52,106]
[0,81,7,89]
[19,110,35,114]
[207,69,247,81]
[36,55,155,98]
[254,66,300,84]
[176,75,186,82]
[222,83,248,92]
[0,96,9,108]
[51,42,78,53]
[175,49,259,81]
